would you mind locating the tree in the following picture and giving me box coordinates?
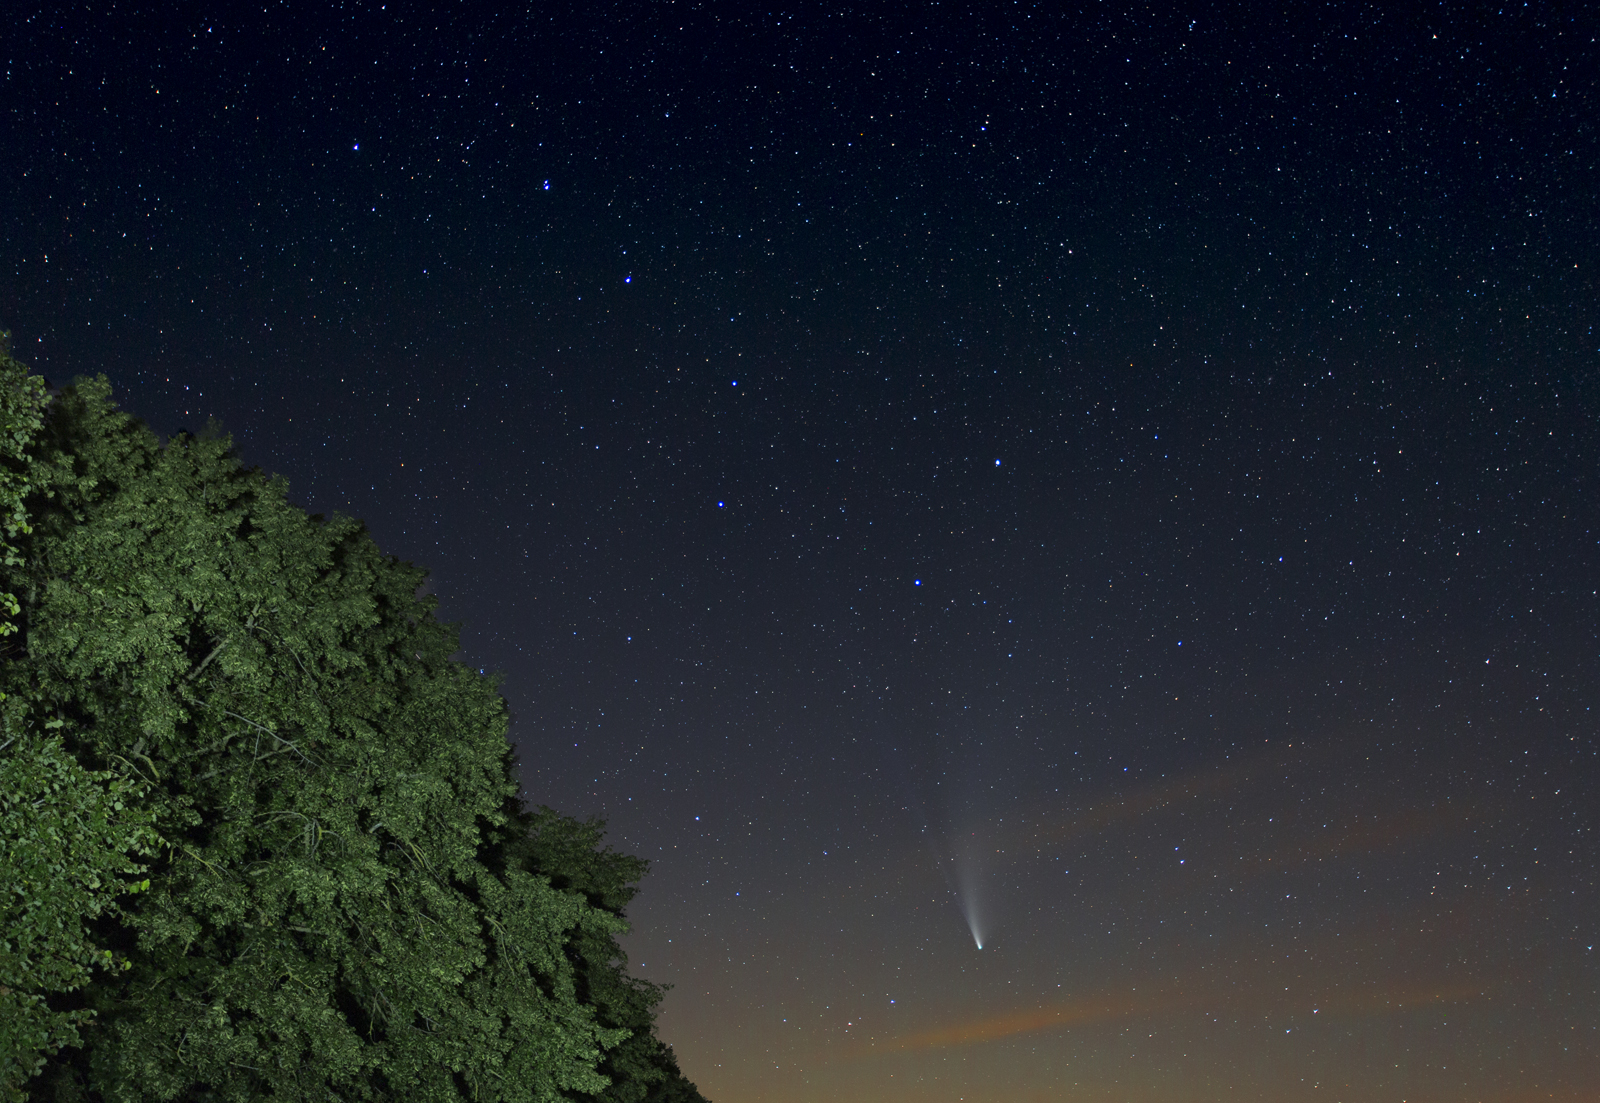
[509,810,709,1103]
[3,370,706,1102]
[0,329,49,636]
[0,337,159,1102]
[0,710,160,1103]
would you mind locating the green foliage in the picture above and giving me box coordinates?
[510,811,709,1103]
[0,713,159,1101]
[0,329,50,633]
[1,336,161,1102]
[0,372,706,1101]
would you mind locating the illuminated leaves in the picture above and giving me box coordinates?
[4,375,650,1101]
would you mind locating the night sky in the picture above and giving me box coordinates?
[6,3,1598,1100]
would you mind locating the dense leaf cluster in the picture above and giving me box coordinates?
[0,354,705,1103]
[1,335,160,1101]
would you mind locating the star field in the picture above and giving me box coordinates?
[5,2,1597,1100]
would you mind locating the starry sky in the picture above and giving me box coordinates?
[5,2,1598,1100]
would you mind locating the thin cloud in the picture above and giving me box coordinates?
[870,987,1184,1053]
[864,955,1500,1056]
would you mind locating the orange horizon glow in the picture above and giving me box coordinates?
[870,988,1181,1052]
[859,972,1497,1057]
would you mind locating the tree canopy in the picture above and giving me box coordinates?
[1,335,161,1101]
[0,352,705,1103]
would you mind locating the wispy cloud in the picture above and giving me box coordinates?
[1240,797,1474,875]
[864,959,1500,1056]
[870,986,1185,1052]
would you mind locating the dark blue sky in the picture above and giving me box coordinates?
[6,3,1596,1099]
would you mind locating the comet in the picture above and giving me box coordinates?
[953,831,988,950]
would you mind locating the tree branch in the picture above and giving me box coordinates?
[185,636,230,682]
